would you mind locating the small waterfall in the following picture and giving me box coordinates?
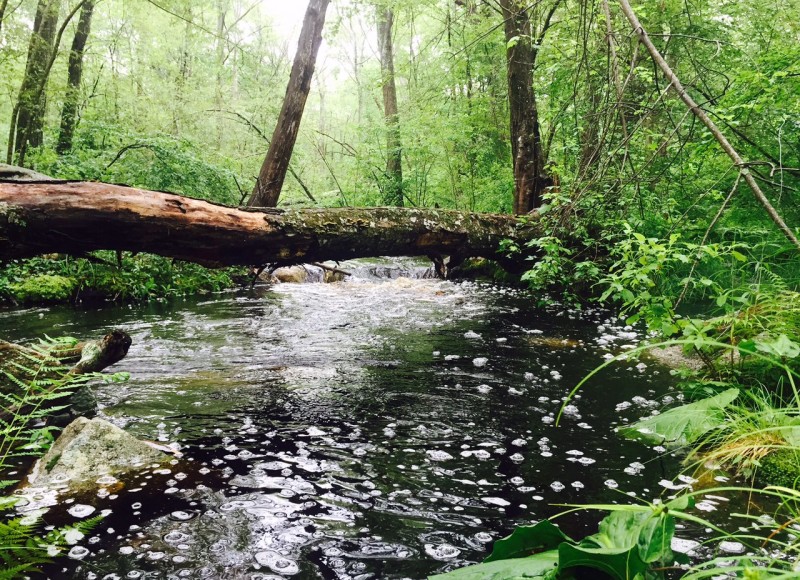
[342,256,437,281]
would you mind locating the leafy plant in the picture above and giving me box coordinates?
[621,388,740,448]
[598,224,746,336]
[431,497,689,580]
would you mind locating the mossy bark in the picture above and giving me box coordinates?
[0,181,542,268]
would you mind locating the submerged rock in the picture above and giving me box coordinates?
[270,264,345,284]
[644,344,703,370]
[27,417,168,489]
[272,265,316,283]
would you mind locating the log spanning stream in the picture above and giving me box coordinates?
[0,259,744,578]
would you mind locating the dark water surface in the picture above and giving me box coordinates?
[0,259,728,579]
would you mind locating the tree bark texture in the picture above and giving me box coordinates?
[616,0,800,252]
[57,0,94,154]
[248,0,330,208]
[499,0,550,215]
[0,0,10,35]
[8,0,60,166]
[377,7,403,207]
[0,181,541,266]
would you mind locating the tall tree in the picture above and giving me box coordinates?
[377,5,403,206]
[498,0,560,214]
[56,0,95,154]
[0,0,10,35]
[7,0,61,166]
[248,0,330,208]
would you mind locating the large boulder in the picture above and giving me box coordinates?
[271,265,315,283]
[27,417,168,489]
[270,264,345,283]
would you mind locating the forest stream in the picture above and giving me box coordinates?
[0,258,750,579]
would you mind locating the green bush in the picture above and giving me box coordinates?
[8,275,76,304]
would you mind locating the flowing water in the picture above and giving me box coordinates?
[0,258,742,579]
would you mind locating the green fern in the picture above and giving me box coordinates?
[0,336,118,579]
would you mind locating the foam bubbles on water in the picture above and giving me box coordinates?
[67,504,96,518]
[481,497,510,507]
[68,546,90,560]
[164,531,191,544]
[624,462,645,475]
[718,540,745,554]
[254,551,300,575]
[169,511,197,522]
[424,544,461,560]
[426,450,453,461]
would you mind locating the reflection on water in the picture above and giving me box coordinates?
[0,258,699,578]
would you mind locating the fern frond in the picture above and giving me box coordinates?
[0,563,42,580]
[1,372,28,392]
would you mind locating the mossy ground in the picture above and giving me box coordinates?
[757,448,800,489]
[0,253,248,305]
[9,274,76,303]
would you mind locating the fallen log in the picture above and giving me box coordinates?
[0,181,540,267]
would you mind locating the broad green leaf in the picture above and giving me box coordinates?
[429,551,560,579]
[636,513,674,564]
[620,388,739,447]
[754,334,800,359]
[665,495,694,511]
[484,521,574,563]
[626,313,641,325]
[592,510,643,550]
[661,321,680,336]
[739,339,757,356]
[730,250,747,262]
[558,542,647,580]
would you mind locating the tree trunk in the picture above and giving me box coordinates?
[499,0,556,214]
[248,0,330,208]
[56,0,94,154]
[0,181,541,267]
[0,0,10,35]
[7,0,61,166]
[377,6,403,207]
[616,0,800,252]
